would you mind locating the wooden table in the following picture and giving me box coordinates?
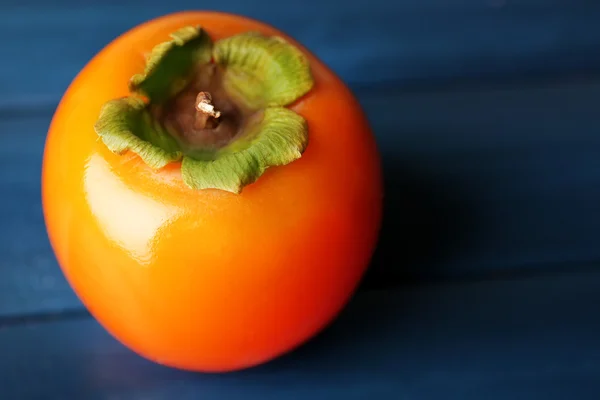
[2,1,600,398]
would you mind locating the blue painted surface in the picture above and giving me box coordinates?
[2,272,600,399]
[3,1,600,398]
[3,1,600,104]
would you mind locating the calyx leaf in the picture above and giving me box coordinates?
[213,32,314,110]
[130,26,213,103]
[94,97,182,169]
[181,107,308,193]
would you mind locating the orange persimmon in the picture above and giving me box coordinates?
[42,11,383,372]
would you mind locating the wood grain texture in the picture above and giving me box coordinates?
[2,270,600,399]
[0,115,81,317]
[3,2,600,396]
[2,0,600,105]
[3,81,600,317]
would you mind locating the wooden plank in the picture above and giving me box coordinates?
[366,80,600,281]
[0,115,80,317]
[2,0,600,103]
[2,81,600,317]
[1,271,600,399]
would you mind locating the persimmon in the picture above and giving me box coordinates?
[42,11,383,372]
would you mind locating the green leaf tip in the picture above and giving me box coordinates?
[129,26,213,103]
[181,107,308,193]
[94,97,182,169]
[213,32,314,110]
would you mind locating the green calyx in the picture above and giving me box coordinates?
[95,97,182,168]
[129,27,213,103]
[94,26,314,193]
[214,32,313,110]
[182,107,307,192]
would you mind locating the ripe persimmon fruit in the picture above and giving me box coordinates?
[42,11,383,372]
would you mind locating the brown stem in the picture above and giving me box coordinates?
[194,91,221,130]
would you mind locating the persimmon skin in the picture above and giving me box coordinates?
[42,12,383,372]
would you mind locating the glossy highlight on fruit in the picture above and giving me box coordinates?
[42,11,383,373]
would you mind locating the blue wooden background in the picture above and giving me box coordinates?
[2,0,600,398]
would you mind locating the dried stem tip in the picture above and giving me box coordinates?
[196,92,221,118]
[194,91,221,130]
